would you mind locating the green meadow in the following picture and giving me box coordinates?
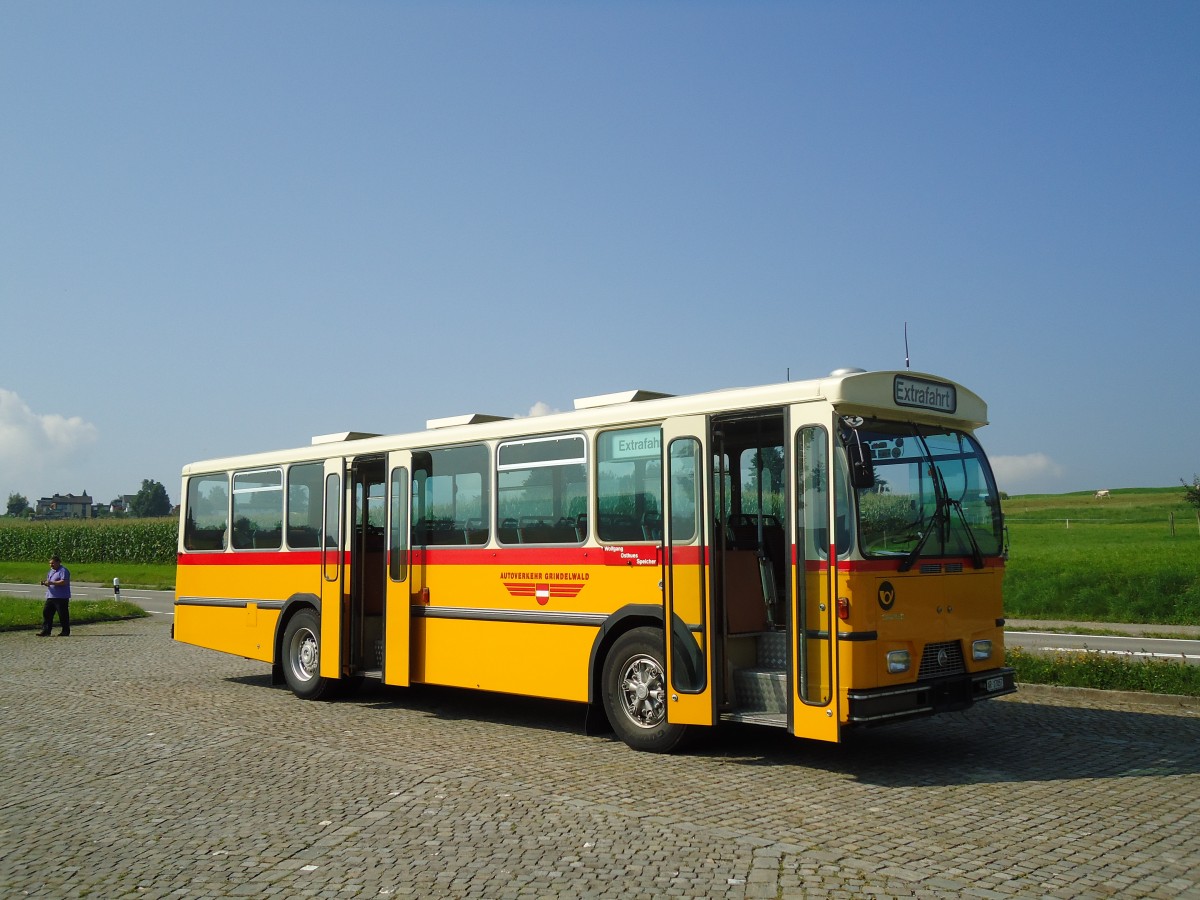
[1002,487,1200,624]
[0,597,148,631]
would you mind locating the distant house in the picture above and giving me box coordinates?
[35,491,95,519]
[109,495,137,515]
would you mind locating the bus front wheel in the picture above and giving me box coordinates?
[602,627,691,753]
[281,608,334,700]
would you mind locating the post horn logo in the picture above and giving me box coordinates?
[878,580,896,611]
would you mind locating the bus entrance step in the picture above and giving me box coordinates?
[720,710,786,729]
[733,667,787,714]
[756,630,786,668]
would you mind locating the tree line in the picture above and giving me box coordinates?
[5,479,172,518]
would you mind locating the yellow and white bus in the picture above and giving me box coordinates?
[174,368,1014,752]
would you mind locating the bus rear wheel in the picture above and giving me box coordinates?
[282,608,334,700]
[602,627,690,753]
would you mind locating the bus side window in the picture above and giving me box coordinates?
[497,434,587,545]
[596,426,662,543]
[287,462,324,549]
[412,445,488,546]
[184,474,229,551]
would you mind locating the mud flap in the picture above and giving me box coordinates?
[583,702,613,736]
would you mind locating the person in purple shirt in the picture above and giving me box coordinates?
[38,555,71,637]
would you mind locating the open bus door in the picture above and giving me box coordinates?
[346,456,387,678]
[662,417,715,726]
[789,418,840,742]
[384,451,412,686]
[319,457,345,681]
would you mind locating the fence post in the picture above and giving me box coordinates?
[1170,512,1176,537]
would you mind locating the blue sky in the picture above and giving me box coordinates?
[2,2,1197,506]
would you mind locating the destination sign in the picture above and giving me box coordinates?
[893,376,956,413]
[600,427,661,461]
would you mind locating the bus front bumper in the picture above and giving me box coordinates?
[845,667,1017,725]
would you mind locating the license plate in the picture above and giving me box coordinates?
[985,676,1005,693]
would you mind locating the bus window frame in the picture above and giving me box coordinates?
[410,443,490,547]
[595,424,664,545]
[183,472,230,553]
[496,432,588,546]
[230,466,284,552]
[286,461,325,551]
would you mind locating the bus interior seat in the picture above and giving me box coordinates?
[517,515,578,544]
[725,550,770,634]
[725,514,785,627]
[599,514,643,542]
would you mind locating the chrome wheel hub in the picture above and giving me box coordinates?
[620,653,666,730]
[290,628,319,682]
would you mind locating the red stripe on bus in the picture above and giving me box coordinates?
[177,551,326,566]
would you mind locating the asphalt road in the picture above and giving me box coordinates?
[1007,629,1200,665]
[2,581,175,616]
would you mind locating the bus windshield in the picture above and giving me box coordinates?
[845,418,1004,565]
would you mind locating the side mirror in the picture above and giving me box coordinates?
[847,441,876,490]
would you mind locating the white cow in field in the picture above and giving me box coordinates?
[1094,489,1111,499]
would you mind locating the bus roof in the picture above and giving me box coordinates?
[181,369,987,475]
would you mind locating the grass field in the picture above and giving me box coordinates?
[0,597,149,631]
[1002,487,1200,624]
[1007,647,1200,697]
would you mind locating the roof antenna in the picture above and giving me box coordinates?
[904,322,911,369]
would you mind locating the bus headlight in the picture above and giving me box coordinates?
[972,640,993,661]
[886,650,911,674]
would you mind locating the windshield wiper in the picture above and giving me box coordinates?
[898,496,946,572]
[948,497,985,569]
[942,433,985,569]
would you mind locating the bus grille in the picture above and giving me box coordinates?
[919,641,965,679]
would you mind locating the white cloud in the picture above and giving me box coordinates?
[525,401,558,418]
[0,388,98,497]
[989,452,1064,495]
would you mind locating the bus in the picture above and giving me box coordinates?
[174,368,1015,752]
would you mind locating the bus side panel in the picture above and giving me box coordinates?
[412,618,596,702]
[174,603,279,663]
[175,554,322,664]
[408,550,661,699]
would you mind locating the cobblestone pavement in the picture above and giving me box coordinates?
[3,618,1199,899]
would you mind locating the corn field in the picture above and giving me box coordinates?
[0,519,177,564]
